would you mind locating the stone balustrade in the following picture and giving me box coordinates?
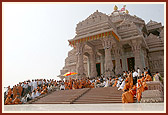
[140,81,164,103]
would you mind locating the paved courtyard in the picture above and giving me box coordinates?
[3,103,165,113]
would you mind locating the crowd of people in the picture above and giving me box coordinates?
[4,67,163,105]
[4,79,61,105]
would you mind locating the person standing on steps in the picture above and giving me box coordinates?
[137,67,141,79]
[132,70,138,85]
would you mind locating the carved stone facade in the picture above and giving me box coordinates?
[145,21,164,76]
[58,8,164,80]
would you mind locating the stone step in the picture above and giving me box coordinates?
[83,92,122,96]
[33,102,71,104]
[32,88,91,104]
[75,99,122,101]
[34,100,73,102]
[73,87,123,104]
[73,101,122,104]
[78,97,122,99]
[31,87,125,104]
[88,90,122,91]
[77,95,121,97]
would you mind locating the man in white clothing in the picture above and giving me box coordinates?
[118,78,125,90]
[31,90,36,99]
[36,89,41,97]
[132,70,138,85]
[60,81,65,90]
[26,92,32,101]
[137,67,141,78]
[116,78,121,88]
[104,78,110,87]
[32,80,37,91]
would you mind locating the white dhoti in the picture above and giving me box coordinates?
[118,81,125,90]
[116,81,120,87]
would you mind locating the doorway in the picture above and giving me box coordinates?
[127,57,135,71]
[96,63,101,77]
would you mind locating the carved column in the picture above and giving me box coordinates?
[90,49,97,78]
[76,43,85,79]
[144,49,149,67]
[87,57,91,78]
[100,55,105,75]
[121,48,126,71]
[113,44,122,75]
[131,40,143,71]
[101,37,114,77]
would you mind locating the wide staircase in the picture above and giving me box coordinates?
[73,87,123,104]
[28,81,163,104]
[29,87,123,104]
[31,88,90,104]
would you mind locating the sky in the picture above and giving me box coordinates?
[3,3,165,88]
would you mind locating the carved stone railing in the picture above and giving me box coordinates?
[140,81,164,103]
[146,81,164,93]
[141,90,164,103]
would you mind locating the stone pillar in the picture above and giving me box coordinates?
[113,44,122,75]
[90,49,97,78]
[101,37,114,77]
[144,49,149,67]
[76,43,85,79]
[131,40,143,71]
[87,57,91,78]
[121,48,126,71]
[100,55,105,75]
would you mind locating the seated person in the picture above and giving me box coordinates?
[21,96,27,104]
[47,84,53,92]
[122,86,136,103]
[118,78,125,90]
[145,74,152,81]
[90,82,95,88]
[110,79,115,86]
[31,90,36,99]
[41,89,47,95]
[116,78,121,88]
[60,82,65,90]
[13,95,22,104]
[122,79,130,92]
[142,81,148,92]
[26,92,32,101]
[36,89,41,97]
[104,78,110,87]
[113,78,118,87]
[5,95,13,105]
